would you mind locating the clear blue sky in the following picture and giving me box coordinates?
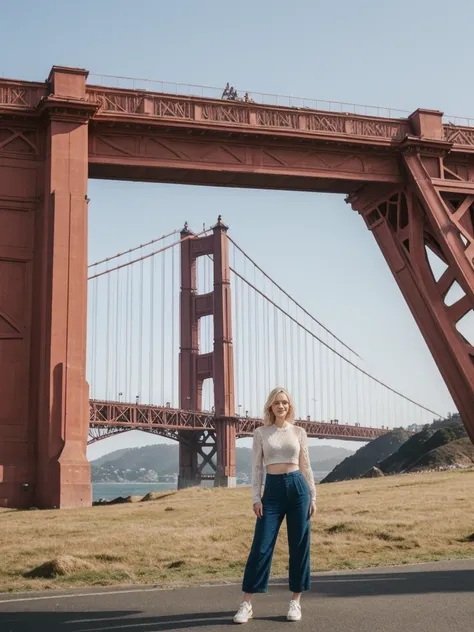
[3,0,472,459]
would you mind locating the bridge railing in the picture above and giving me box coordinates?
[3,74,474,149]
[0,78,47,109]
[88,73,409,119]
[85,84,412,142]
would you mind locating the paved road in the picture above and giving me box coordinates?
[0,559,473,632]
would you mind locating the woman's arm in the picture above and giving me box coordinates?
[251,428,264,504]
[298,427,317,505]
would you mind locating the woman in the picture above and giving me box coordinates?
[234,387,317,624]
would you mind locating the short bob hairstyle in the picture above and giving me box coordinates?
[263,387,295,426]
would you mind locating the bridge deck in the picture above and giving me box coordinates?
[89,400,388,443]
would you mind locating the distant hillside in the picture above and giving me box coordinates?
[90,443,353,483]
[409,437,474,470]
[379,422,470,474]
[320,413,471,483]
[320,428,410,484]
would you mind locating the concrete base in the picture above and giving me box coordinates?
[214,475,237,488]
[177,475,201,490]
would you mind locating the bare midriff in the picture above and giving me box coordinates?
[266,463,300,475]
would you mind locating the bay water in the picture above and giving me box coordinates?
[93,472,329,502]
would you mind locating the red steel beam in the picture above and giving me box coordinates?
[89,400,388,442]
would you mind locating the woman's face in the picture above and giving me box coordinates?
[271,392,290,421]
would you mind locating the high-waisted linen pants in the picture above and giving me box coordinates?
[242,470,311,594]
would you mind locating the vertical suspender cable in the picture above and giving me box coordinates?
[340,345,344,424]
[162,248,166,405]
[255,272,260,416]
[105,273,111,400]
[355,362,360,426]
[366,373,371,427]
[390,390,394,428]
[248,274,254,415]
[348,354,352,424]
[296,320,301,412]
[382,383,385,428]
[149,257,155,403]
[129,263,134,400]
[232,246,239,412]
[125,265,130,401]
[312,335,316,419]
[115,271,120,400]
[318,337,323,421]
[266,284,271,395]
[283,306,288,390]
[263,278,268,397]
[287,299,292,393]
[332,337,337,421]
[240,271,246,412]
[304,327,309,417]
[288,306,297,397]
[325,331,331,419]
[138,258,144,403]
[91,277,98,399]
[172,247,176,406]
[274,305,279,387]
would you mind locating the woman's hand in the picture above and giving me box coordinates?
[309,502,316,518]
[253,502,263,519]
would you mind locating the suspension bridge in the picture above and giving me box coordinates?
[86,217,440,487]
[0,65,473,508]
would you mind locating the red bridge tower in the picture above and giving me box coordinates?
[178,217,236,488]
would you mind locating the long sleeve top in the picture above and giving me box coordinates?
[251,423,317,505]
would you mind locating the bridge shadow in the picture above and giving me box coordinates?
[0,609,235,632]
[0,567,472,630]
[285,566,474,598]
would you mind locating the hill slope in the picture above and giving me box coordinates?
[410,437,474,470]
[379,423,470,474]
[320,428,410,484]
[321,413,471,483]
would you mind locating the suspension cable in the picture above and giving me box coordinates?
[230,265,442,417]
[227,235,361,359]
[88,229,180,268]
[88,228,212,280]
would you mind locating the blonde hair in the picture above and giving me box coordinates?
[263,387,295,426]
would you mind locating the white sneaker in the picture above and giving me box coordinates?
[233,601,253,624]
[287,600,302,621]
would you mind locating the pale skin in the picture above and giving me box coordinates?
[243,392,316,606]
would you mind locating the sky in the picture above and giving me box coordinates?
[2,0,473,460]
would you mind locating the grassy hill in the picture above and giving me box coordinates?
[321,413,472,483]
[1,469,473,593]
[320,428,410,483]
[407,437,474,471]
[380,423,468,474]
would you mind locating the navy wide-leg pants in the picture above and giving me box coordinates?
[242,470,311,594]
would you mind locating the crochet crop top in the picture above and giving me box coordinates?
[251,423,317,505]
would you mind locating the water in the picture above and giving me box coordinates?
[93,472,329,502]
[93,482,177,501]
[93,480,213,502]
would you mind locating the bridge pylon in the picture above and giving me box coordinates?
[349,109,474,442]
[178,216,236,489]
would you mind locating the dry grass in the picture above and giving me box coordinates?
[1,469,473,593]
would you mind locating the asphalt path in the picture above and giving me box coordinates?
[0,558,473,632]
